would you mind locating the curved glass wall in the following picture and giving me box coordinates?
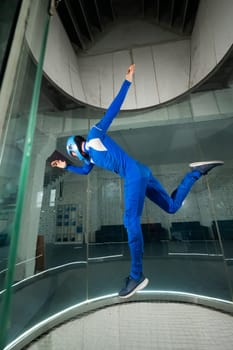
[0,1,233,348]
[0,0,53,348]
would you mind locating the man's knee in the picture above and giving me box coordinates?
[167,206,177,214]
[166,202,180,214]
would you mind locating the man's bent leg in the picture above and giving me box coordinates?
[170,170,201,212]
[146,170,201,213]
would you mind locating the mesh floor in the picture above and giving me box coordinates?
[26,302,233,350]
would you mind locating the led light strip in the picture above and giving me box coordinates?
[0,261,87,296]
[0,255,43,276]
[88,254,123,261]
[168,253,223,256]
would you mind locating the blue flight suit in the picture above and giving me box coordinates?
[66,80,202,281]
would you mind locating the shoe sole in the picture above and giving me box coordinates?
[189,160,224,167]
[119,278,149,299]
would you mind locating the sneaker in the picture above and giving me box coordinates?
[118,275,149,299]
[189,160,224,175]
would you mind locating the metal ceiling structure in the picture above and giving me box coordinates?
[56,0,199,52]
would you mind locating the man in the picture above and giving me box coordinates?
[51,64,223,298]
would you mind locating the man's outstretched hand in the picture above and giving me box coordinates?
[51,160,67,168]
[126,64,135,82]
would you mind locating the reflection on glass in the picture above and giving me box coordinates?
[0,0,57,347]
[0,42,36,293]
[2,108,233,345]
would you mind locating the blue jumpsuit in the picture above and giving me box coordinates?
[66,80,202,281]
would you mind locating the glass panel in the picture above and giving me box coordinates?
[4,7,88,349]
[140,118,230,299]
[40,160,87,285]
[86,117,232,301]
[0,19,37,292]
[203,118,233,297]
[87,171,128,299]
[0,0,89,347]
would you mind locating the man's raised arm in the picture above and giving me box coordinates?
[95,64,135,133]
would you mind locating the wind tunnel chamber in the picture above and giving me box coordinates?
[1,0,233,349]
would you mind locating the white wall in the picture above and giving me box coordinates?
[190,0,233,87]
[77,39,190,109]
[26,0,233,111]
